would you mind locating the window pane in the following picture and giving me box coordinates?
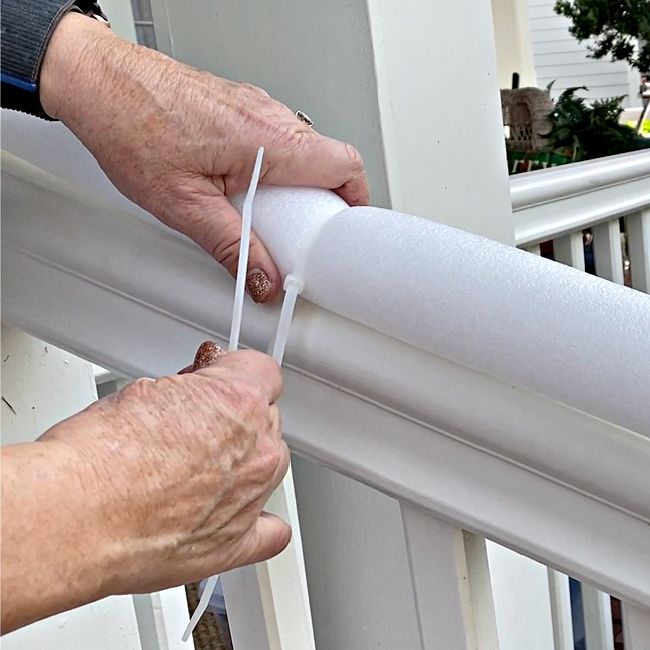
[135,24,157,50]
[131,0,153,22]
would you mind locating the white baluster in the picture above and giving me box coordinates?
[526,244,542,255]
[400,504,488,650]
[592,220,624,283]
[547,570,575,650]
[582,585,615,650]
[554,232,585,271]
[626,210,650,292]
[622,602,650,650]
[222,464,315,650]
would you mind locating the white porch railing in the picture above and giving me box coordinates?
[512,150,650,292]
[511,151,650,650]
[2,112,649,650]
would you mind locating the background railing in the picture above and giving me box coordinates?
[512,150,650,293]
[511,151,650,650]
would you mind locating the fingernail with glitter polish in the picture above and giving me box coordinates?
[246,268,273,303]
[192,341,225,371]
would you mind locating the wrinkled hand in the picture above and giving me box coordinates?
[40,349,290,595]
[40,13,369,302]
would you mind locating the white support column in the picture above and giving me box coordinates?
[400,504,477,650]
[132,590,194,650]
[622,603,650,650]
[491,0,537,88]
[486,543,556,650]
[526,244,542,255]
[548,570,575,650]
[582,585,615,650]
[554,232,586,271]
[593,219,624,284]
[626,210,650,292]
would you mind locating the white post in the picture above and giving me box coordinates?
[400,505,477,650]
[526,244,542,255]
[486,543,556,650]
[548,570,575,650]
[626,210,650,292]
[490,0,537,88]
[148,0,514,646]
[582,585,615,650]
[554,232,586,271]
[622,603,650,650]
[593,219,625,284]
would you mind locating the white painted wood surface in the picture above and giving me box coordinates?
[132,590,194,650]
[3,163,649,608]
[547,570,575,650]
[486,543,556,650]
[400,505,477,650]
[593,219,624,284]
[554,231,585,270]
[627,210,650,292]
[0,325,144,650]
[622,602,650,650]
[582,585,615,650]
[511,151,650,247]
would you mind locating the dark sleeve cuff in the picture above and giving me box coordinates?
[1,0,80,119]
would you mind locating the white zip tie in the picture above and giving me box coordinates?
[182,147,264,644]
[182,175,342,642]
[269,207,339,364]
[229,146,265,352]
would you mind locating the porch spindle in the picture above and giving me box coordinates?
[400,504,480,650]
[582,585,615,650]
[626,210,650,292]
[592,220,624,284]
[621,602,650,650]
[554,232,585,271]
[547,570,575,650]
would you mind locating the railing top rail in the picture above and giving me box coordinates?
[4,150,650,606]
[511,151,650,246]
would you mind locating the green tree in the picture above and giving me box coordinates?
[554,0,650,72]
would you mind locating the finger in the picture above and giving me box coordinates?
[177,188,281,303]
[238,512,292,566]
[263,132,370,206]
[195,349,282,404]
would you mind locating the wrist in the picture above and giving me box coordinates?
[40,11,115,120]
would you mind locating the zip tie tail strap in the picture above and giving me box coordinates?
[182,147,264,643]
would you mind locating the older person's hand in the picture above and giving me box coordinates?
[1,347,289,633]
[39,13,369,303]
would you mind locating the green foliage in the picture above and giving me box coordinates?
[554,0,650,72]
[542,85,650,160]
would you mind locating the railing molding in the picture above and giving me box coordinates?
[3,155,650,608]
[512,151,650,246]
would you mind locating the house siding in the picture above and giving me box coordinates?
[527,0,634,106]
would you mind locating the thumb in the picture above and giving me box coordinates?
[237,512,292,566]
[181,188,281,303]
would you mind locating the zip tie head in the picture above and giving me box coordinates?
[284,274,304,294]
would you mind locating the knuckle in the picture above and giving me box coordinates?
[344,142,364,171]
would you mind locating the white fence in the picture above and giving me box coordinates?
[2,117,649,650]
